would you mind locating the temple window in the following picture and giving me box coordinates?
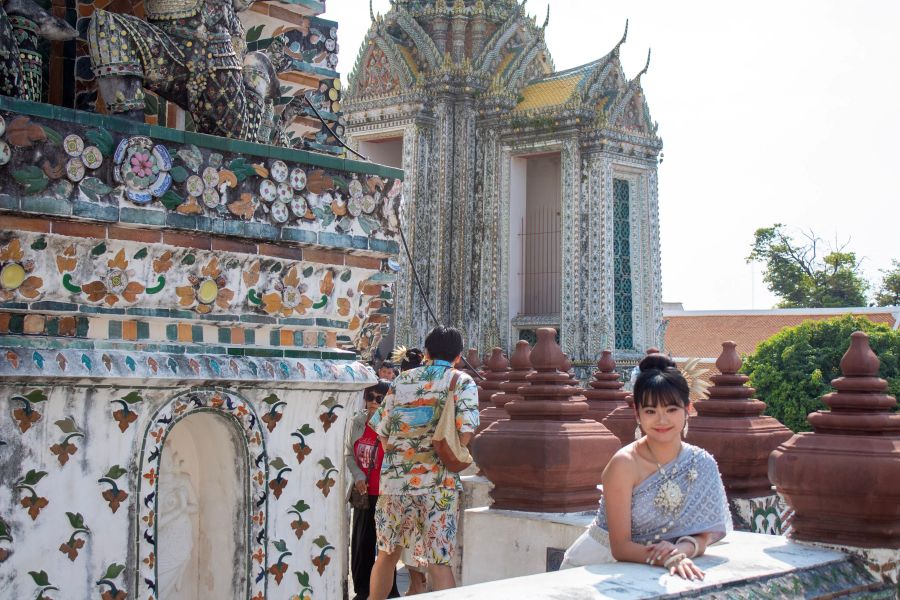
[357,136,403,168]
[510,152,562,325]
[613,178,633,350]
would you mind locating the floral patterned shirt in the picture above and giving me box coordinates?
[369,360,479,495]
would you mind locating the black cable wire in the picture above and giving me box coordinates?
[301,94,484,378]
[395,205,485,380]
[302,96,368,161]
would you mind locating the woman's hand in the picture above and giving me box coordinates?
[644,540,677,565]
[354,480,367,495]
[669,556,704,580]
[645,542,704,580]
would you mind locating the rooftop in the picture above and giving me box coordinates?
[663,306,900,360]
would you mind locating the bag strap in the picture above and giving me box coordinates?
[447,370,460,418]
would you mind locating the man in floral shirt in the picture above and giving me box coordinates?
[368,326,479,597]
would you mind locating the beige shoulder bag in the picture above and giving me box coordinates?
[432,370,473,473]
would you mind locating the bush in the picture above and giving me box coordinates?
[741,315,900,432]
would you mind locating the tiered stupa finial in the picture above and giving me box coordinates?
[770,332,900,547]
[472,328,620,511]
[475,339,531,434]
[474,347,509,434]
[584,350,630,425]
[461,347,489,412]
[601,347,656,447]
[685,342,793,498]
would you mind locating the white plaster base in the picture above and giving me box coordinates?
[426,531,853,599]
[450,476,495,584]
[460,507,593,586]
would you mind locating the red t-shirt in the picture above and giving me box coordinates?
[354,424,384,495]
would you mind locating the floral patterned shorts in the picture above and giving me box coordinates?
[374,488,459,565]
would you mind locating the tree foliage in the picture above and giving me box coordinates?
[747,224,868,308]
[741,316,900,432]
[874,260,900,307]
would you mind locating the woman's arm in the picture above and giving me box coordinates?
[603,454,653,564]
[672,531,717,559]
[343,415,366,485]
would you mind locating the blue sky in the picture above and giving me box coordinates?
[325,1,899,309]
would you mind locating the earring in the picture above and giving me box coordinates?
[634,424,642,441]
[682,420,689,439]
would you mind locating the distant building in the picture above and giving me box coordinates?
[664,304,899,360]
[662,305,899,400]
[344,0,663,368]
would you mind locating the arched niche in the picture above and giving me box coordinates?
[157,411,247,599]
[135,389,268,600]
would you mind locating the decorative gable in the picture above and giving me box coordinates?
[357,46,401,97]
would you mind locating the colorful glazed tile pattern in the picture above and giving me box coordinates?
[0,347,370,383]
[0,101,403,242]
[0,231,391,355]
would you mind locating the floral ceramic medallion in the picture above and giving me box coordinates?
[262,265,314,317]
[0,139,10,166]
[113,136,172,204]
[176,257,234,313]
[63,134,104,183]
[0,239,42,300]
[269,159,289,183]
[290,167,307,191]
[0,115,9,166]
[82,249,145,305]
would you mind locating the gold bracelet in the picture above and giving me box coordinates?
[663,552,687,569]
[675,535,699,559]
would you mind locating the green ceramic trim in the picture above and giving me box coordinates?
[80,305,126,315]
[310,15,338,29]
[244,348,284,358]
[30,301,78,311]
[0,96,404,180]
[0,301,28,310]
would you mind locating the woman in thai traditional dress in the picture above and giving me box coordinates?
[561,354,732,580]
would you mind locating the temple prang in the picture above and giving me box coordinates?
[345,1,663,373]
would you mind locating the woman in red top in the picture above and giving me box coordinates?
[345,380,399,599]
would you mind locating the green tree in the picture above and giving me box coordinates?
[874,260,900,307]
[741,316,900,432]
[747,224,868,308]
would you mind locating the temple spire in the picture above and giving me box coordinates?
[612,20,629,57]
[542,5,549,29]
[638,48,651,78]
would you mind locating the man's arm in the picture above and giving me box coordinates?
[455,376,480,441]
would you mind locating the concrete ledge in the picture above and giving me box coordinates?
[462,507,593,585]
[431,530,894,599]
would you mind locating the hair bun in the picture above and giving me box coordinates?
[639,353,676,372]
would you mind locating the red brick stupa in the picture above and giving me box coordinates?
[472,328,620,512]
[584,350,631,425]
[769,331,900,547]
[476,340,532,435]
[685,341,793,498]
[461,348,489,411]
[474,347,509,434]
